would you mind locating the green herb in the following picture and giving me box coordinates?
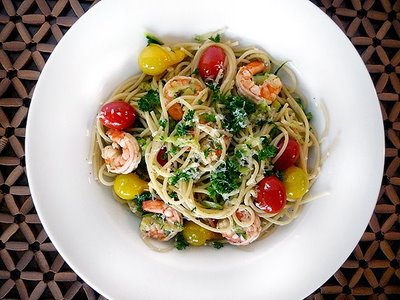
[274,61,289,75]
[136,137,148,150]
[208,158,241,200]
[138,90,160,112]
[264,169,284,181]
[206,83,225,103]
[175,232,189,250]
[169,168,194,186]
[258,145,277,161]
[269,126,281,139]
[169,192,178,199]
[294,97,305,111]
[212,241,224,249]
[145,33,163,45]
[176,123,191,137]
[209,34,221,43]
[168,118,177,134]
[161,150,168,161]
[223,95,256,133]
[235,227,247,239]
[168,145,179,155]
[159,119,167,129]
[202,113,216,123]
[201,200,223,210]
[192,68,199,75]
[204,148,211,158]
[258,136,277,161]
[134,192,153,213]
[306,112,313,121]
[184,110,195,122]
[212,139,223,150]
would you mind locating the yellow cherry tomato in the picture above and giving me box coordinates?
[168,49,186,65]
[182,221,218,246]
[113,173,148,200]
[283,166,309,199]
[138,44,185,76]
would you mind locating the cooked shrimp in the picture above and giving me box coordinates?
[236,61,282,104]
[140,200,183,241]
[162,76,205,121]
[101,129,141,174]
[217,208,261,246]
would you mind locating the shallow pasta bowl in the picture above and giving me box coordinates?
[25,0,384,299]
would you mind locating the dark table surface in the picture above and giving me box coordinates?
[0,0,399,299]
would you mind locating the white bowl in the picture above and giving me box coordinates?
[26,0,384,299]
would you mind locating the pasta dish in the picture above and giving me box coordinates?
[90,31,320,250]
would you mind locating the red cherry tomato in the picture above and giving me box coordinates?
[274,138,300,171]
[157,147,168,166]
[198,46,225,81]
[256,176,286,214]
[98,101,136,130]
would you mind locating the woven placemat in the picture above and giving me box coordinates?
[0,0,399,299]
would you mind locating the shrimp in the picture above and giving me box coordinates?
[217,208,261,246]
[162,76,205,121]
[101,129,141,174]
[140,200,183,241]
[236,61,282,104]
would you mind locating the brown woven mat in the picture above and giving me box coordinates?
[0,0,399,299]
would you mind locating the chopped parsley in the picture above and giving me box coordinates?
[145,33,163,45]
[136,137,149,150]
[175,232,189,250]
[269,126,281,139]
[204,148,211,158]
[223,95,256,134]
[306,112,313,121]
[159,119,167,129]
[184,110,195,122]
[176,123,191,137]
[170,168,195,186]
[235,227,247,239]
[168,145,179,155]
[202,113,216,123]
[192,68,199,75]
[208,34,221,43]
[175,110,195,136]
[134,191,153,213]
[138,90,160,112]
[258,136,277,161]
[206,83,225,103]
[208,158,241,200]
[211,241,224,249]
[258,145,277,161]
[264,169,284,181]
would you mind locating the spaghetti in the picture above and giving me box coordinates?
[90,32,321,249]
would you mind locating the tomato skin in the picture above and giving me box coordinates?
[182,221,218,246]
[99,101,136,130]
[256,176,287,214]
[157,147,168,166]
[274,138,300,171]
[198,46,225,81]
[113,173,148,200]
[138,44,186,76]
[283,166,309,199]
